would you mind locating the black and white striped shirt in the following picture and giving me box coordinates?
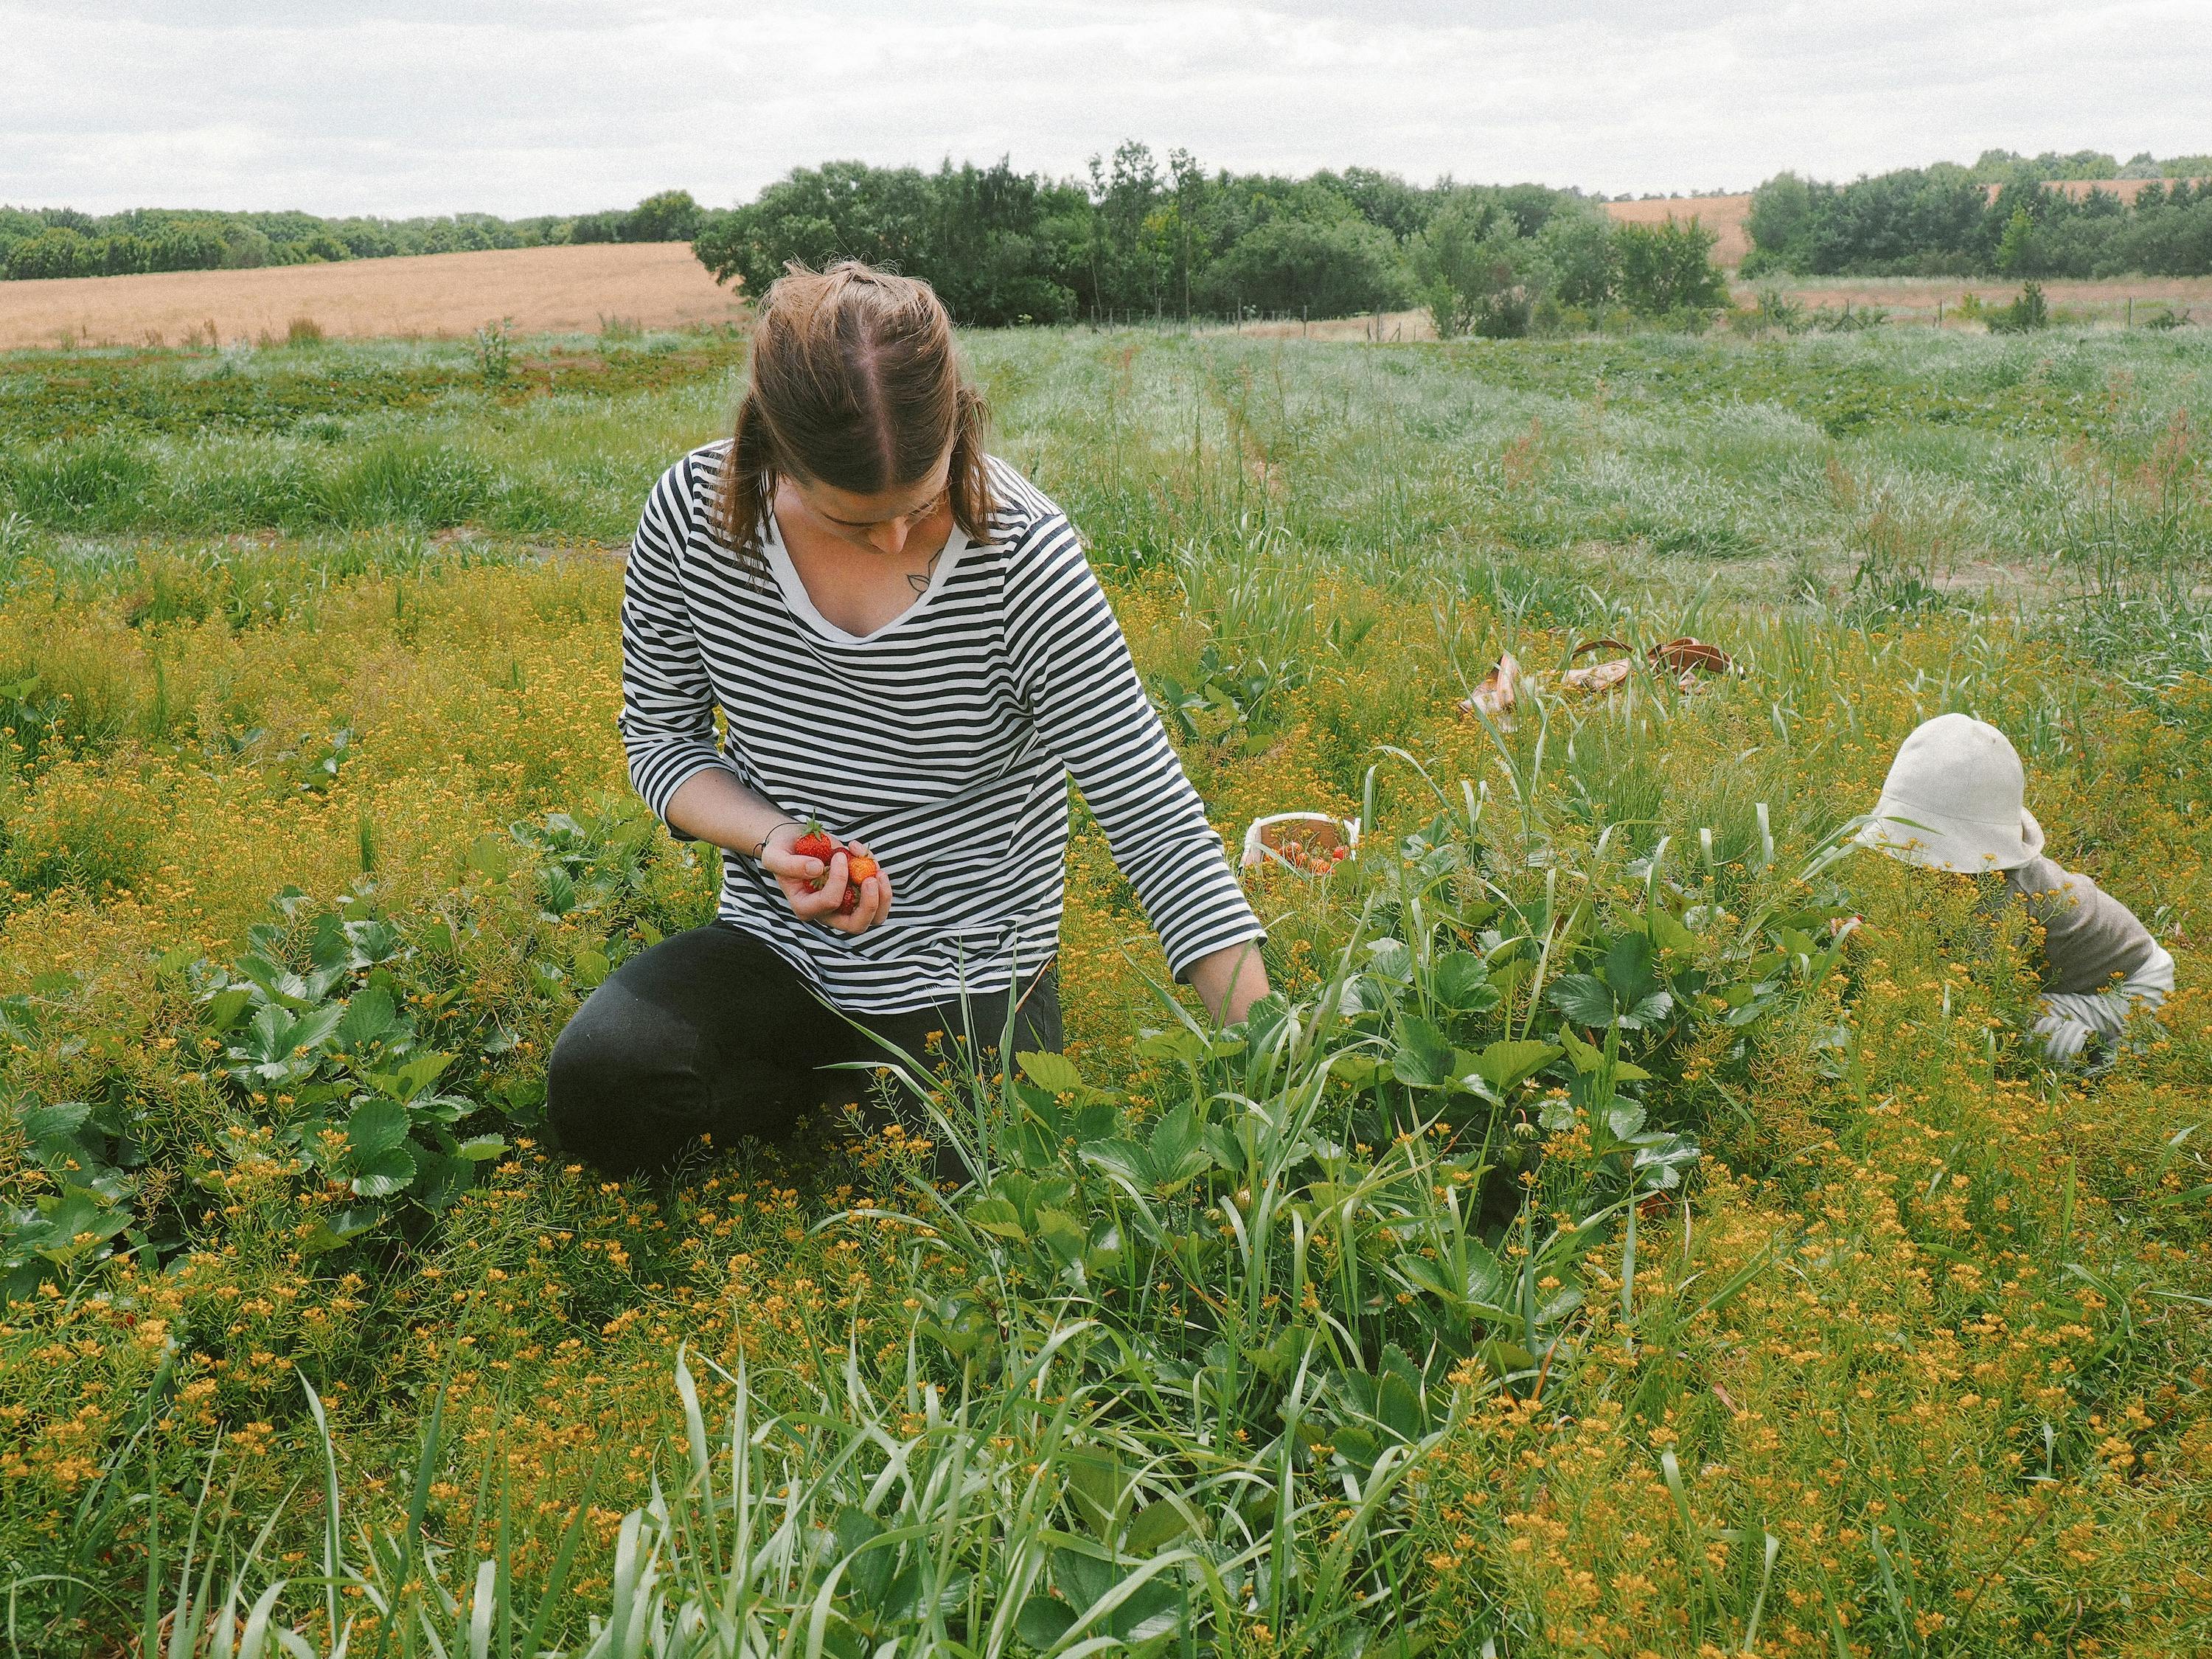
[619,443,1265,1012]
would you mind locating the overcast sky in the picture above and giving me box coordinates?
[7,0,2208,218]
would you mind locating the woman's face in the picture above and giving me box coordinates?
[785,451,953,558]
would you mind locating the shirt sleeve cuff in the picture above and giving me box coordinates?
[635,754,740,842]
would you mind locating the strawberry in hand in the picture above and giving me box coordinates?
[790,820,837,874]
[839,852,879,914]
[761,821,891,933]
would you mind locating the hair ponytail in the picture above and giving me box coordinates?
[717,387,781,563]
[946,384,993,548]
[713,261,996,571]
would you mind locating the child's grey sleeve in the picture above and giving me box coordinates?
[2012,858,2166,997]
[2032,944,2174,1062]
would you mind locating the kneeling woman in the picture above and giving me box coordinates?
[549,262,1269,1177]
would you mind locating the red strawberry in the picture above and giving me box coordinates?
[790,820,835,864]
[839,852,880,914]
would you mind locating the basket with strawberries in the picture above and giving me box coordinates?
[1239,811,1359,879]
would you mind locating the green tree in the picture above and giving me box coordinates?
[1084,140,1169,319]
[692,161,935,297]
[219,225,274,268]
[620,190,702,243]
[1534,211,1617,308]
[923,159,1081,325]
[1167,147,1208,318]
[567,212,627,246]
[1994,206,2037,274]
[1988,281,2049,333]
[1325,165,1433,240]
[1742,172,1815,275]
[1613,218,1729,318]
[1197,212,1408,319]
[1409,194,1539,338]
[4,227,90,279]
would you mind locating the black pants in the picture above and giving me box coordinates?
[546,923,1061,1180]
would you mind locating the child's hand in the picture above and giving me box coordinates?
[762,826,893,934]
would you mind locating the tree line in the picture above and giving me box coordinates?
[0,192,705,283]
[7,147,1739,338]
[1745,153,2212,279]
[691,143,1729,335]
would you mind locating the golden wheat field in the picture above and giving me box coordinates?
[0,241,746,351]
[1743,272,2212,324]
[1604,194,1754,266]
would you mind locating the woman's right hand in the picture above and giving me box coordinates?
[760,824,893,934]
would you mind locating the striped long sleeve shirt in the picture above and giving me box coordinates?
[618,442,1265,1012]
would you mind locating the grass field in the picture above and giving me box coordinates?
[0,243,744,352]
[1,321,2210,1656]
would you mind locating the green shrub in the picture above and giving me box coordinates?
[1613,218,1731,318]
[1196,212,1409,320]
[616,189,702,243]
[1988,280,2051,333]
[1410,194,1543,339]
[470,317,515,385]
[1735,286,1808,334]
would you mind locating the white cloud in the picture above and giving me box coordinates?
[4,0,2205,215]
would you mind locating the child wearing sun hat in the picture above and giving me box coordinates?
[1855,712,2174,1063]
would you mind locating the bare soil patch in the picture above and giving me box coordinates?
[0,242,745,351]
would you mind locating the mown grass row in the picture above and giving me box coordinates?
[4,325,2209,601]
[0,330,747,445]
[0,327,2208,1654]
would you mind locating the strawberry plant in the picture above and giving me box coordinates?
[188,894,507,1250]
[2,1096,145,1301]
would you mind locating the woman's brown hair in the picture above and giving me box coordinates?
[716,260,993,563]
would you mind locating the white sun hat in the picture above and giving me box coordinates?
[1854,712,2045,872]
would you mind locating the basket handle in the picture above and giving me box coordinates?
[1569,638,1632,662]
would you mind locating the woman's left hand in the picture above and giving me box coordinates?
[762,833,894,935]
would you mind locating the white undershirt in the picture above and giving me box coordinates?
[760,509,972,646]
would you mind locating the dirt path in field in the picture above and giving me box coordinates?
[0,242,748,350]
